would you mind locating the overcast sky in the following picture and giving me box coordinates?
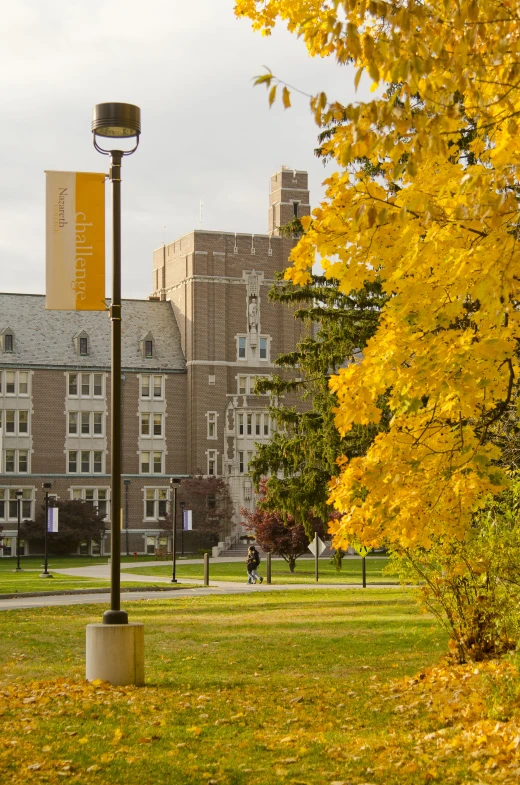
[0,1,363,299]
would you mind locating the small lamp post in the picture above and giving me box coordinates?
[40,482,52,578]
[124,479,131,557]
[170,478,180,582]
[15,489,23,572]
[86,103,144,687]
[92,102,140,625]
[179,500,185,556]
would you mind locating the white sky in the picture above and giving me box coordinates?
[0,1,364,298]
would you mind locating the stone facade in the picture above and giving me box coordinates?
[0,168,310,555]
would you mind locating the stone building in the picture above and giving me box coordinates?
[0,167,310,556]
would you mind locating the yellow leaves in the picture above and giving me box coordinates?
[253,70,273,87]
[239,0,520,199]
[186,726,203,736]
[90,679,105,688]
[284,265,311,287]
[112,727,123,744]
[354,67,364,91]
[367,61,379,84]
[378,658,520,775]
[283,153,519,549]
[299,215,311,232]
[328,408,506,550]
[244,0,520,561]
[253,69,291,110]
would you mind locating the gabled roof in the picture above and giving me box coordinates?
[0,294,186,371]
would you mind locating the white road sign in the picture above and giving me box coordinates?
[308,534,327,557]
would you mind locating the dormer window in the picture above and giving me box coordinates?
[73,330,89,357]
[2,329,15,353]
[140,332,154,359]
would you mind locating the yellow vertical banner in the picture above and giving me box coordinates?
[45,171,106,310]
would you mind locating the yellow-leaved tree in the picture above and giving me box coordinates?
[235,1,520,550]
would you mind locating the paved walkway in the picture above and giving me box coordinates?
[0,581,395,611]
[49,559,263,587]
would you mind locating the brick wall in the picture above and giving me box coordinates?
[31,370,67,474]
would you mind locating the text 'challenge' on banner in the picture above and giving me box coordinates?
[45,171,106,311]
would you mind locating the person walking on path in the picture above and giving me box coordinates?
[246,545,263,584]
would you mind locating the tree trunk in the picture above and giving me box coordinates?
[288,555,296,573]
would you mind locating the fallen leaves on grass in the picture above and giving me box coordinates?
[372,658,520,782]
[0,679,137,783]
[3,655,520,784]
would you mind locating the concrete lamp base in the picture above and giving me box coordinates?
[86,622,145,686]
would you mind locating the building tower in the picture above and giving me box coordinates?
[268,167,310,236]
[151,168,311,530]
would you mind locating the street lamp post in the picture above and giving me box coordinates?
[179,500,185,556]
[124,479,131,557]
[85,103,144,687]
[40,482,52,578]
[92,102,140,625]
[170,478,180,583]
[15,489,23,572]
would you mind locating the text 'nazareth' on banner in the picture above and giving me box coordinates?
[45,171,106,311]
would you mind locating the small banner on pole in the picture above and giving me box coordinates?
[47,508,59,533]
[183,510,193,531]
[45,171,106,311]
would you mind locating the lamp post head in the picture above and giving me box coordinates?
[42,482,52,491]
[124,479,131,487]
[16,489,23,500]
[170,477,181,488]
[92,103,141,138]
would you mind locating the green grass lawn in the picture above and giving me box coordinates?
[0,558,188,594]
[124,555,398,584]
[0,572,113,594]
[0,588,449,785]
[0,574,181,594]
